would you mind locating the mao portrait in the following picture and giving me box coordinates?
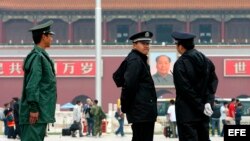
[149,52,177,87]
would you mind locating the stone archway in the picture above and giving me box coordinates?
[71,94,91,105]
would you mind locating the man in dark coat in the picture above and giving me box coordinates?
[19,20,57,141]
[12,97,20,138]
[121,31,158,141]
[3,103,11,136]
[171,31,218,141]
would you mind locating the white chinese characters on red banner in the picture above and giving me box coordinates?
[224,59,250,77]
[0,59,96,77]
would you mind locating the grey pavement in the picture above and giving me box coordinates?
[0,134,224,141]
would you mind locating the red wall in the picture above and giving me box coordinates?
[210,56,250,98]
[0,56,250,111]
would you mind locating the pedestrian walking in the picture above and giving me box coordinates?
[167,99,177,138]
[211,100,221,136]
[220,101,228,137]
[115,107,125,137]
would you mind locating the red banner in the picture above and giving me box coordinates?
[224,59,250,77]
[0,59,96,77]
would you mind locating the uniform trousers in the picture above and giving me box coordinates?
[177,120,210,141]
[20,123,47,141]
[131,121,155,141]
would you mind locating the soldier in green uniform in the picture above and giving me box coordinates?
[19,20,57,141]
[90,100,106,137]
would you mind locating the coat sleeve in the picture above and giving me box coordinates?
[206,59,219,105]
[123,58,142,97]
[25,54,42,103]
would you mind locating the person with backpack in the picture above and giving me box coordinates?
[90,99,106,137]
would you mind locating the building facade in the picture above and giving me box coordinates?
[1,0,250,111]
[1,0,250,44]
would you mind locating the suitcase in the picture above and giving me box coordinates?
[62,128,71,136]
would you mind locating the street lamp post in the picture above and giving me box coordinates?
[95,0,102,105]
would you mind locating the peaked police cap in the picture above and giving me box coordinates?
[129,31,153,43]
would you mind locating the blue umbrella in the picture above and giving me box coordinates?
[60,102,75,109]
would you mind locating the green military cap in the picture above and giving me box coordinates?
[29,20,55,35]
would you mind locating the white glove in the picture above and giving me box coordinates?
[204,103,213,117]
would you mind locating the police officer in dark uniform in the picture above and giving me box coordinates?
[19,20,57,141]
[122,31,157,141]
[171,31,218,141]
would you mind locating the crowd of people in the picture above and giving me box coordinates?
[0,96,244,140]
[0,97,20,139]
[165,97,244,138]
[65,98,125,138]
[212,98,243,137]
[0,97,113,139]
[68,98,107,138]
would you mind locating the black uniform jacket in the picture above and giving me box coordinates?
[173,49,218,123]
[122,49,157,123]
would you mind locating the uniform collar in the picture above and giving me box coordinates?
[132,49,148,61]
[34,45,49,56]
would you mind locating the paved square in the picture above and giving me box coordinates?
[0,134,223,141]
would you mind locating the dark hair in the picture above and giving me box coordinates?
[32,32,43,44]
[32,32,49,44]
[76,100,81,104]
[94,99,98,104]
[170,99,175,104]
[214,100,219,104]
[237,103,242,107]
[12,97,19,101]
[231,98,236,102]
[223,101,228,105]
[179,43,195,50]
[236,99,240,102]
